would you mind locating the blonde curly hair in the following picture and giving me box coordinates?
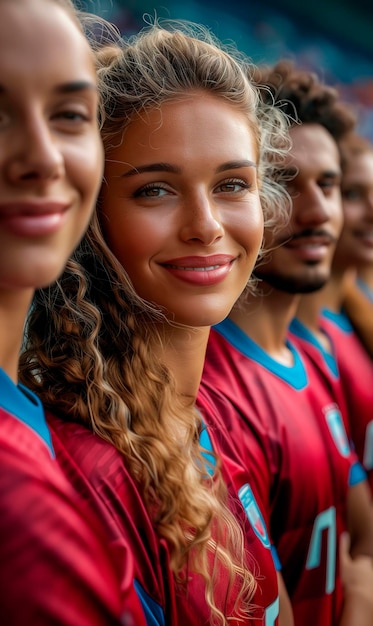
[20,19,291,625]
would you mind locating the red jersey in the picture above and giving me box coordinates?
[197,385,280,626]
[320,308,373,492]
[48,399,281,626]
[47,412,175,626]
[202,319,364,626]
[288,318,351,437]
[0,367,144,626]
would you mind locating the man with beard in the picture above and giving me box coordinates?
[201,61,373,626]
[291,132,373,493]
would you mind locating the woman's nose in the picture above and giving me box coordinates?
[180,193,224,245]
[5,113,64,184]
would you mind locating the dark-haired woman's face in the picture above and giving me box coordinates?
[0,0,103,294]
[100,93,264,327]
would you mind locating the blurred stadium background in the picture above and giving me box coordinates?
[76,0,373,139]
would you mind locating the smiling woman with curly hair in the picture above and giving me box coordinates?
[20,17,293,626]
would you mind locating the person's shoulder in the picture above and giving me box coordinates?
[45,410,146,521]
[47,410,125,474]
[0,390,56,494]
[0,370,55,462]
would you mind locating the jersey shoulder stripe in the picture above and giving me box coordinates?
[0,368,54,457]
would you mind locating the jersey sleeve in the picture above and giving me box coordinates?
[0,440,145,626]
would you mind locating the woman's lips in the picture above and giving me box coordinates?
[0,200,70,237]
[161,255,236,285]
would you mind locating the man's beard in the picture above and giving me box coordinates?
[253,268,328,294]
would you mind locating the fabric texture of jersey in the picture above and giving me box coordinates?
[47,411,176,626]
[289,317,366,470]
[0,367,144,626]
[319,308,373,492]
[197,385,280,626]
[48,404,281,625]
[288,318,352,441]
[202,319,363,626]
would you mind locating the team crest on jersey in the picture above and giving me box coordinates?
[324,405,350,457]
[238,483,270,548]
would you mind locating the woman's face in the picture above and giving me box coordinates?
[101,93,264,327]
[0,0,103,292]
[334,150,373,269]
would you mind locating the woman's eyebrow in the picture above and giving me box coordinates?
[122,163,182,177]
[0,80,98,95]
[54,80,98,94]
[215,160,257,173]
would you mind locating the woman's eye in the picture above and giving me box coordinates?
[215,179,251,193]
[55,110,89,122]
[134,184,169,198]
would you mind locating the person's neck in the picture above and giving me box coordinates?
[296,286,330,333]
[296,269,350,355]
[295,286,336,352]
[0,288,33,384]
[317,270,346,313]
[154,322,210,404]
[229,283,300,364]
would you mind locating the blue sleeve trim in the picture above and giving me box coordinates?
[133,580,165,626]
[271,545,282,571]
[0,368,54,457]
[349,461,367,486]
[199,423,216,476]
